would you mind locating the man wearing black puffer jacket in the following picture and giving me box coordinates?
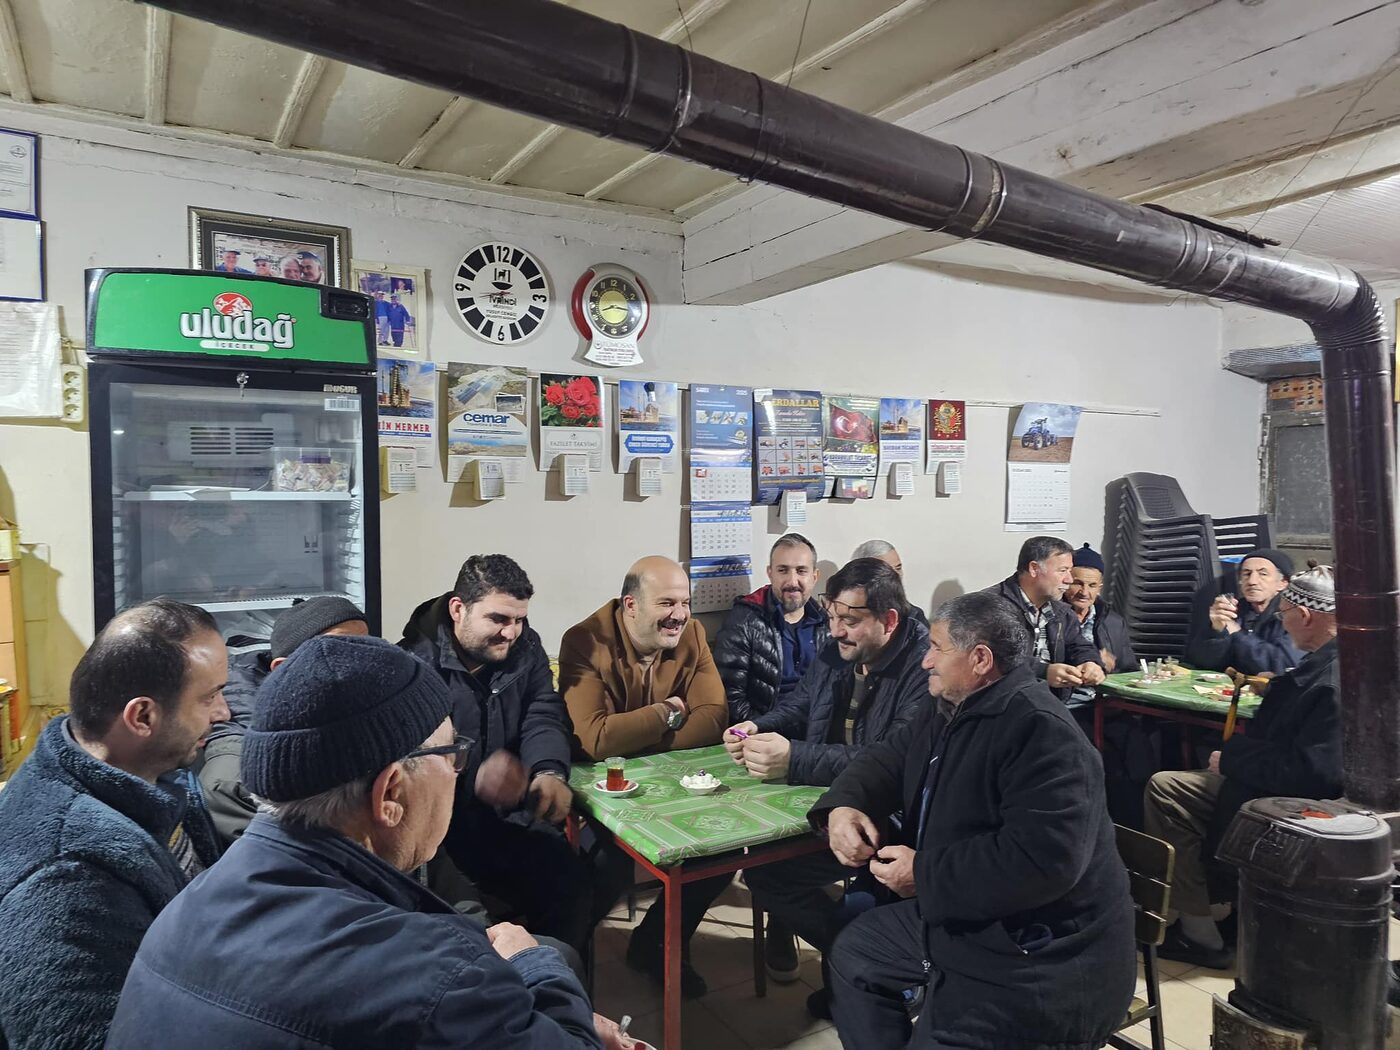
[713,533,829,723]
[724,558,931,1017]
[399,554,592,954]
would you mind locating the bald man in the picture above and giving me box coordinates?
[558,556,728,996]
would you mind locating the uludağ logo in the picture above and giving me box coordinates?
[180,292,296,349]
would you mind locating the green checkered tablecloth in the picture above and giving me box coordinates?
[569,744,826,867]
[1101,670,1262,718]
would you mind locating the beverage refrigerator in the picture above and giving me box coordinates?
[85,268,381,639]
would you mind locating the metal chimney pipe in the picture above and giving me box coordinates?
[145,0,1399,809]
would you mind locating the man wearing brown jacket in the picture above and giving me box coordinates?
[558,555,728,996]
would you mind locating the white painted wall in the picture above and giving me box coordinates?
[1219,280,1400,353]
[0,126,1260,708]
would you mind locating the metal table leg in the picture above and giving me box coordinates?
[663,865,682,1050]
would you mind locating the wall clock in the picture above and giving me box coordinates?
[453,242,550,344]
[570,264,650,367]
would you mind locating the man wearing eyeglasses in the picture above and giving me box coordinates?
[107,635,630,1049]
[400,555,590,955]
[723,557,932,1018]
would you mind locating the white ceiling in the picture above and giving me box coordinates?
[4,0,1400,300]
[4,0,1103,216]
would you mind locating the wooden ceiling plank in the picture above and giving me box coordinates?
[398,95,474,168]
[0,0,31,104]
[145,8,173,125]
[272,52,329,149]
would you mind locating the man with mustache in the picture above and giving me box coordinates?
[1186,548,1302,674]
[713,533,828,724]
[724,558,932,1017]
[986,536,1103,703]
[559,555,727,996]
[399,555,591,955]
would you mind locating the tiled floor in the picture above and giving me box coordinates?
[596,882,1400,1050]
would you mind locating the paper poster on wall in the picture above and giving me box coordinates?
[877,397,924,476]
[443,363,530,483]
[539,372,605,471]
[617,380,679,473]
[0,302,60,416]
[376,357,437,467]
[690,383,753,503]
[689,556,753,614]
[754,388,824,504]
[824,395,879,478]
[1005,402,1082,530]
[925,399,967,472]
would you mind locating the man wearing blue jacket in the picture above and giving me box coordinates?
[107,635,610,1049]
[725,558,931,1017]
[0,599,227,1049]
[1185,548,1302,675]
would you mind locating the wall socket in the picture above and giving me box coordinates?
[60,365,85,424]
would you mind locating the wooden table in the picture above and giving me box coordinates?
[1095,670,1262,764]
[569,744,828,1050]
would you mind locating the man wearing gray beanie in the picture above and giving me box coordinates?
[107,635,621,1048]
[1146,563,1341,970]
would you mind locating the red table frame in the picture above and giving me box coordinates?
[1093,693,1248,765]
[573,815,829,1050]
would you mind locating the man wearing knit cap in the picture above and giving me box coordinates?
[1065,542,1140,677]
[107,635,618,1049]
[198,595,368,845]
[1145,563,1342,969]
[1186,548,1302,674]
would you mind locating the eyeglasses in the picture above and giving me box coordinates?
[404,734,474,774]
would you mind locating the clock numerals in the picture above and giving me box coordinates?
[454,243,550,344]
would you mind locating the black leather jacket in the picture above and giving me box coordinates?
[712,585,829,723]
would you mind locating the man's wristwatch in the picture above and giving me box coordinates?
[664,706,685,729]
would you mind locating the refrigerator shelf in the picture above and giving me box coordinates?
[199,593,355,614]
[121,490,354,502]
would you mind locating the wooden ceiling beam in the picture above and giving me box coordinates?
[0,0,31,104]
[272,52,328,148]
[145,8,173,125]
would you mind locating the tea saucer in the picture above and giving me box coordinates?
[594,779,640,797]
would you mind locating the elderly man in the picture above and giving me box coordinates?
[727,557,931,1015]
[400,554,589,953]
[106,636,622,1048]
[852,539,927,624]
[559,555,727,996]
[213,248,249,273]
[713,532,828,724]
[987,535,1104,702]
[1063,543,1139,716]
[1146,563,1341,969]
[201,596,369,845]
[252,255,275,277]
[0,599,228,1048]
[1186,548,1302,674]
[297,250,325,283]
[813,592,1135,1049]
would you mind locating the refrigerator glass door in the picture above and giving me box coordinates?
[105,378,367,640]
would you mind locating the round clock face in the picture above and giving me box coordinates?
[453,242,550,344]
[586,276,645,338]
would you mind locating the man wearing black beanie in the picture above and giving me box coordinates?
[107,635,613,1049]
[198,596,369,845]
[1185,548,1302,674]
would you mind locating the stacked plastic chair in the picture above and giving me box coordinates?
[1102,473,1271,662]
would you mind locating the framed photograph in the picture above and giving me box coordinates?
[352,259,427,355]
[189,208,349,287]
[0,128,38,220]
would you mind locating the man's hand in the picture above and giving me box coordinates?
[486,922,538,961]
[724,721,758,764]
[475,751,528,809]
[1099,648,1117,674]
[870,845,917,898]
[1077,662,1106,687]
[593,1014,637,1050]
[741,733,791,780]
[530,773,573,824]
[1046,663,1083,689]
[827,806,881,867]
[1208,750,1222,775]
[1209,595,1241,634]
